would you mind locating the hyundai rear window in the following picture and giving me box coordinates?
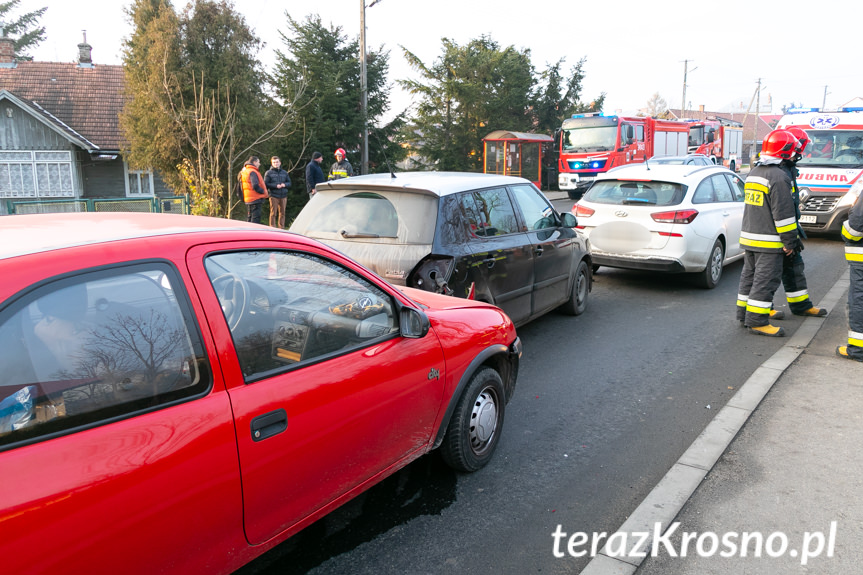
[582,180,686,206]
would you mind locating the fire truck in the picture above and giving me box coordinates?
[685,117,744,172]
[776,107,863,234]
[556,113,689,199]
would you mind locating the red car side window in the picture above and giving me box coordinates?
[0,264,209,450]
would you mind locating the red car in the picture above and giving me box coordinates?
[0,213,521,575]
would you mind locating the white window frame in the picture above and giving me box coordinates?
[0,150,76,199]
[124,162,155,197]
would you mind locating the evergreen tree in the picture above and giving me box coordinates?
[400,35,535,173]
[270,13,405,185]
[120,0,184,189]
[0,0,46,61]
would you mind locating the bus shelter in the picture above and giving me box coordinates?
[483,131,554,188]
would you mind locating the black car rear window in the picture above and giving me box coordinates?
[582,180,686,206]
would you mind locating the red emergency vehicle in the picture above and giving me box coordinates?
[685,117,743,172]
[557,113,688,199]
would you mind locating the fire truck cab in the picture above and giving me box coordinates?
[776,107,863,234]
[556,113,687,199]
[685,117,743,172]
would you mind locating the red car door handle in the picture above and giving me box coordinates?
[251,409,288,442]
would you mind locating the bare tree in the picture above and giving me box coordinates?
[646,92,669,118]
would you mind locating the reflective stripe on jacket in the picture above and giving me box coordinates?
[240,164,267,203]
[740,166,797,253]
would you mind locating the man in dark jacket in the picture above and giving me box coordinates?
[736,130,799,337]
[264,156,290,228]
[838,187,863,361]
[305,152,326,198]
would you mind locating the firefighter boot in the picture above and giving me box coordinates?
[836,346,863,362]
[769,309,785,320]
[794,306,828,317]
[749,324,786,337]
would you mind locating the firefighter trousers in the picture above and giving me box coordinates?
[782,251,815,314]
[737,250,783,327]
[847,263,863,359]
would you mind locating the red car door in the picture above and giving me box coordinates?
[187,243,447,545]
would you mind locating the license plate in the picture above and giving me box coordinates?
[799,215,817,224]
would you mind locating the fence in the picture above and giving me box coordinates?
[5,196,190,216]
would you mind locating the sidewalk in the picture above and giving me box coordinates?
[580,271,863,574]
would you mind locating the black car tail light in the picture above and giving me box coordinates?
[408,256,455,296]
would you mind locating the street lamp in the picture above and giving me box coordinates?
[360,0,382,175]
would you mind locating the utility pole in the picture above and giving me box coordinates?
[681,60,697,119]
[681,60,688,119]
[822,85,830,110]
[360,0,382,176]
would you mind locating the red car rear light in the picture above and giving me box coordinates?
[651,209,698,224]
[574,203,595,217]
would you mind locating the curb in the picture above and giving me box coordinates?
[578,270,851,574]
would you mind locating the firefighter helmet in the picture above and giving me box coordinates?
[785,126,811,153]
[761,130,799,160]
[334,148,346,158]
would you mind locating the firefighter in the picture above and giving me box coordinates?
[736,130,800,336]
[837,189,863,361]
[328,148,354,181]
[776,126,828,318]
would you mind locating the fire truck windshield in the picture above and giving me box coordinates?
[798,130,863,169]
[688,126,705,148]
[561,126,617,153]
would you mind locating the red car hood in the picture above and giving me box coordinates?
[397,286,496,313]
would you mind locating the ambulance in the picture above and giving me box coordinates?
[556,113,688,199]
[776,108,863,234]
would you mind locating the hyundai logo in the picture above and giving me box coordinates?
[614,210,628,217]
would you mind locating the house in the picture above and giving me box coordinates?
[0,33,173,215]
[667,107,775,163]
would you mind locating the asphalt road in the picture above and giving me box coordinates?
[237,224,848,575]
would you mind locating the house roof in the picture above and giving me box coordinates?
[667,108,775,143]
[0,61,125,151]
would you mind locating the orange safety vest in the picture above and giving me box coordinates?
[240,164,267,203]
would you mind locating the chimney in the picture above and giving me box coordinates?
[698,105,705,113]
[0,25,16,67]
[77,30,93,68]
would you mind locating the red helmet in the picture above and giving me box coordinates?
[334,148,346,158]
[785,126,811,153]
[761,130,799,160]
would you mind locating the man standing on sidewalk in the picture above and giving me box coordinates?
[305,152,326,198]
[264,156,290,229]
[737,130,800,337]
[838,188,863,361]
[239,156,267,224]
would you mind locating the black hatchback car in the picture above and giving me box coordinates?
[289,172,592,326]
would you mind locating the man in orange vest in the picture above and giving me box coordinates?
[239,156,268,223]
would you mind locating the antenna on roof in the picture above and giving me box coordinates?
[370,127,397,179]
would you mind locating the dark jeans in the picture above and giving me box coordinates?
[246,201,263,224]
[269,197,287,228]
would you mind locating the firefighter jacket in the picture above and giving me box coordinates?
[842,194,863,264]
[240,163,267,204]
[740,163,798,253]
[328,159,354,181]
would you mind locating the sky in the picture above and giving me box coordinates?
[21,0,863,122]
